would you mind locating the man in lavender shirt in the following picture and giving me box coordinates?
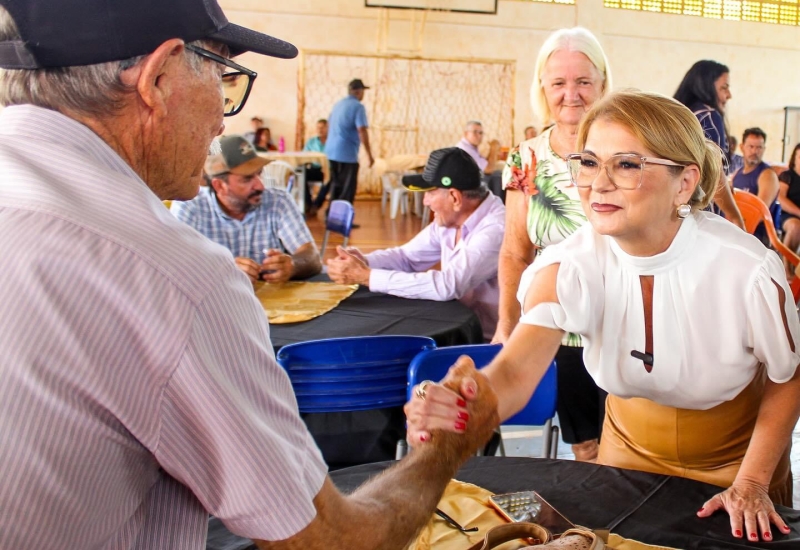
[0,1,499,549]
[456,120,502,175]
[328,147,505,340]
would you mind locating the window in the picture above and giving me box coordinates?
[605,0,800,25]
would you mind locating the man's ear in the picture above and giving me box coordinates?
[450,188,463,210]
[132,39,187,118]
[210,177,227,196]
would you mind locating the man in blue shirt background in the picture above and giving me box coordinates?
[322,79,375,222]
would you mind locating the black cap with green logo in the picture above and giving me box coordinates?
[402,147,482,192]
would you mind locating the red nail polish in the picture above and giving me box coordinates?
[419,434,429,442]
[750,533,757,539]
[734,530,742,538]
[457,398,467,407]
[457,411,470,421]
[764,532,772,540]
[454,421,466,430]
[466,386,476,396]
[697,508,704,513]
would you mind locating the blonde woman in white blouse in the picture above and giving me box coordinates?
[405,91,800,543]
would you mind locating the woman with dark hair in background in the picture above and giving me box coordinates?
[253,127,277,152]
[778,143,800,275]
[674,60,745,229]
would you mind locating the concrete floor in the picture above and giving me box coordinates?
[501,417,800,509]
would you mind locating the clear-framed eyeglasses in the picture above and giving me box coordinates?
[185,44,257,117]
[566,153,686,190]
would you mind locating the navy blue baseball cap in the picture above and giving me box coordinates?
[0,0,298,69]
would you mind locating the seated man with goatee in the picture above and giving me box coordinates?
[172,135,321,283]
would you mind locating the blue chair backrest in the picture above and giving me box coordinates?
[327,200,355,238]
[278,335,436,413]
[407,343,557,426]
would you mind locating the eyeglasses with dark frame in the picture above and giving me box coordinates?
[185,44,257,117]
[566,153,686,190]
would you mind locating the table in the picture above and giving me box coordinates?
[260,151,329,212]
[207,456,800,549]
[268,283,484,353]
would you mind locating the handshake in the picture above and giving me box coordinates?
[404,356,500,462]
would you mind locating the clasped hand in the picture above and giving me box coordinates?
[327,246,370,286]
[235,249,293,284]
[404,356,499,460]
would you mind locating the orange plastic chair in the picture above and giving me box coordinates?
[732,188,800,302]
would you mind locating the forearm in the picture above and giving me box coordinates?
[291,249,322,279]
[784,201,800,218]
[715,176,745,229]
[736,373,800,487]
[255,440,472,550]
[358,128,373,161]
[496,252,528,332]
[484,321,563,421]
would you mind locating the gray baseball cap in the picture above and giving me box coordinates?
[205,135,270,177]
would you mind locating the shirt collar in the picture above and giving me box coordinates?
[608,212,698,275]
[0,105,140,181]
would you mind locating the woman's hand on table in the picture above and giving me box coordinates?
[404,356,484,446]
[698,479,790,542]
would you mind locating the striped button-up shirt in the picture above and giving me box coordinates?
[171,186,313,264]
[0,105,327,549]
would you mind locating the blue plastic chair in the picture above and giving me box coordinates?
[406,343,559,458]
[320,200,354,259]
[277,335,436,413]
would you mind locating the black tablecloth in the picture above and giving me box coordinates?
[208,456,800,549]
[268,282,484,352]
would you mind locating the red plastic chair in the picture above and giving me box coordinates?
[732,188,800,302]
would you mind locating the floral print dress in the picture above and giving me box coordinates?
[502,128,588,347]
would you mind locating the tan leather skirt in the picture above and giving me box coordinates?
[597,370,793,506]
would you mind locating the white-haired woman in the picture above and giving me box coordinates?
[408,91,800,543]
[494,27,611,461]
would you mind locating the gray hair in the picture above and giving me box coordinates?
[0,5,210,118]
[464,120,483,131]
[531,27,612,125]
[461,185,490,201]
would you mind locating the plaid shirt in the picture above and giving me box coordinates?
[171,187,313,263]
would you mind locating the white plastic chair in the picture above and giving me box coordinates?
[261,160,294,189]
[380,172,409,219]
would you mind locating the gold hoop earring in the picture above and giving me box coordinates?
[677,204,691,219]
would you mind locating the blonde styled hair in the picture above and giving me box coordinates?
[576,90,722,211]
[531,27,612,125]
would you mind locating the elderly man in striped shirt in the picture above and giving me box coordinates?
[0,1,499,549]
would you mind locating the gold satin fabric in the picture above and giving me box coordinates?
[597,369,792,506]
[409,481,678,550]
[253,281,357,324]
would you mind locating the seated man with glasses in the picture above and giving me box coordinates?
[171,135,322,283]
